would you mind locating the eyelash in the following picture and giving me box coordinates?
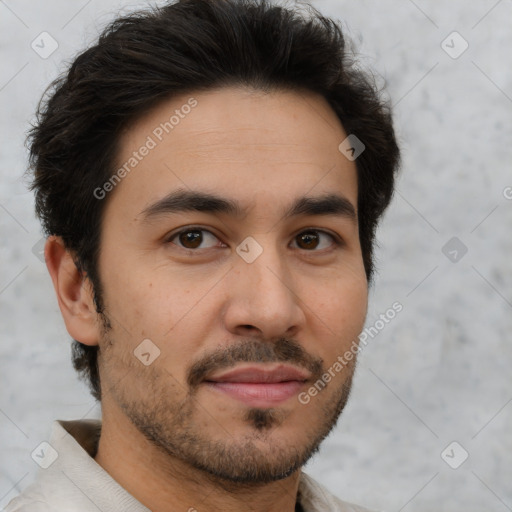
[165,226,342,253]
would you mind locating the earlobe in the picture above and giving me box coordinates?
[44,236,101,346]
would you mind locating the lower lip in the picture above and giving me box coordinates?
[205,381,304,408]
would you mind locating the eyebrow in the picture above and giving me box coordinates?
[139,188,357,223]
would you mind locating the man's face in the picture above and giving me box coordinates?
[94,86,368,483]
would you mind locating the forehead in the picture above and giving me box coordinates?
[106,86,358,220]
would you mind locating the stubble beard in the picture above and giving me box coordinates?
[99,326,357,488]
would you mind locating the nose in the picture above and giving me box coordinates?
[221,240,306,339]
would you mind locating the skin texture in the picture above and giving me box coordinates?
[45,86,368,512]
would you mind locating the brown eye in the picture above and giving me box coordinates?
[169,228,220,250]
[293,230,337,251]
[178,230,203,248]
[296,231,319,249]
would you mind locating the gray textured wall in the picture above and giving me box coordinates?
[1,1,511,511]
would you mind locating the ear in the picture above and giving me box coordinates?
[44,236,101,346]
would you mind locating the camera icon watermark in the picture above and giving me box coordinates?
[441,236,468,263]
[338,134,365,161]
[134,338,161,366]
[441,441,469,469]
[236,236,263,263]
[31,441,58,469]
[441,31,468,59]
[503,186,512,200]
[31,32,59,59]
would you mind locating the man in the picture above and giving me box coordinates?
[6,0,399,510]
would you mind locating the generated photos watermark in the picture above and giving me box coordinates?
[93,97,198,200]
[298,301,403,405]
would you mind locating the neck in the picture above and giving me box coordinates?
[93,404,302,512]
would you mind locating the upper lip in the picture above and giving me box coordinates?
[205,364,311,383]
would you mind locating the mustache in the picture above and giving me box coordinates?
[187,337,324,389]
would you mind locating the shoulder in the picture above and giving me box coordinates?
[3,495,53,512]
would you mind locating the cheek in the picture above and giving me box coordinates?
[100,264,217,371]
[308,272,368,348]
[101,255,178,326]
